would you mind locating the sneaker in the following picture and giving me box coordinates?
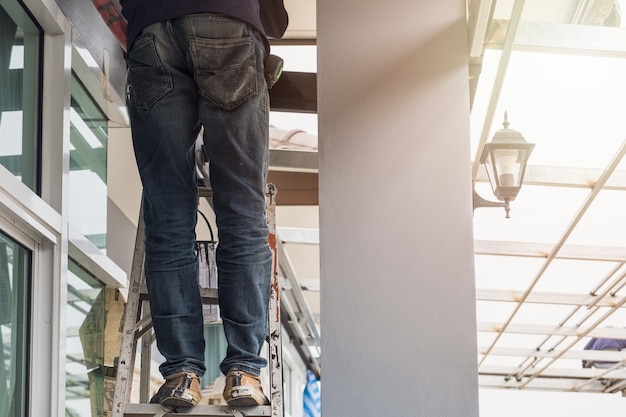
[223,370,269,406]
[150,371,201,407]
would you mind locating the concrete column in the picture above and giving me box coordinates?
[317,1,479,415]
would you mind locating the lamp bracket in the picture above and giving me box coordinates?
[473,189,511,218]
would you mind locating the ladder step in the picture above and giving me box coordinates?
[137,288,218,304]
[200,288,219,304]
[123,404,272,416]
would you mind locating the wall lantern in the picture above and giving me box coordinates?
[473,112,535,218]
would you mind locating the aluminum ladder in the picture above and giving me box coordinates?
[111,184,283,417]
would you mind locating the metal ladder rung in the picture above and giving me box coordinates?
[135,288,218,307]
[123,404,272,417]
[133,315,155,340]
[200,288,219,304]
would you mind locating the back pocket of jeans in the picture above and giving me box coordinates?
[189,36,258,111]
[127,34,172,110]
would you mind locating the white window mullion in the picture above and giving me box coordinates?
[35,11,73,417]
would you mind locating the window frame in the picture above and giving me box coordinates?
[0,1,128,416]
[0,214,34,417]
[0,0,44,193]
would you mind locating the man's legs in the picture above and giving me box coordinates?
[127,14,272,406]
[180,14,272,403]
[126,20,206,402]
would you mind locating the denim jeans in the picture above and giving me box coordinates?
[126,13,272,378]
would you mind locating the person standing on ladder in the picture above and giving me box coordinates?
[116,0,288,408]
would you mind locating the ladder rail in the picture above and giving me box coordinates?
[139,304,153,403]
[113,206,147,417]
[266,184,283,417]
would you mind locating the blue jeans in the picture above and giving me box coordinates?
[126,13,272,378]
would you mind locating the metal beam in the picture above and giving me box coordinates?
[474,239,626,261]
[479,346,626,363]
[468,0,495,58]
[269,149,318,173]
[479,364,626,380]
[476,164,626,190]
[479,374,623,393]
[276,228,626,262]
[486,20,626,58]
[477,322,626,339]
[476,288,616,306]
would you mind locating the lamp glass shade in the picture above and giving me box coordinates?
[480,142,534,201]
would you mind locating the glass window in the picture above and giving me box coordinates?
[69,75,108,251]
[0,0,41,192]
[0,230,31,417]
[65,259,107,417]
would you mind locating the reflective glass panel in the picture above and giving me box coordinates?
[69,75,108,250]
[0,0,41,192]
[0,230,31,417]
[65,260,106,417]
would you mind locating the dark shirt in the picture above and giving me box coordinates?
[120,0,265,50]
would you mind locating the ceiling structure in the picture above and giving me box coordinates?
[470,0,626,394]
[268,0,626,394]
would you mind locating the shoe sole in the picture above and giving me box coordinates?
[225,390,269,407]
[159,397,198,408]
[226,396,266,407]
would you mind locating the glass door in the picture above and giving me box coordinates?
[0,230,31,417]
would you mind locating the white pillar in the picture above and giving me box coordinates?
[317,1,479,415]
